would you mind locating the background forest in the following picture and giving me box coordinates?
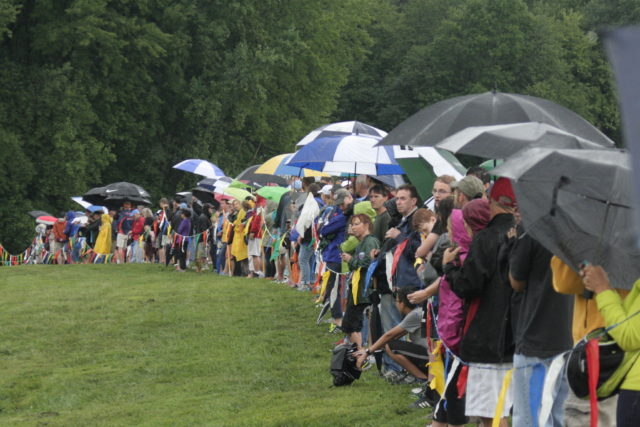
[0,0,639,251]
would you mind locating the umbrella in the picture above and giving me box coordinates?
[235,165,288,187]
[71,197,92,210]
[255,153,330,177]
[256,186,289,202]
[377,91,615,148]
[28,210,53,219]
[36,215,58,225]
[603,27,640,243]
[287,134,404,175]
[492,147,640,289]
[174,192,193,204]
[223,187,252,201]
[296,120,387,146]
[370,174,406,188]
[436,122,609,159]
[173,159,225,179]
[83,182,151,208]
[393,146,465,200]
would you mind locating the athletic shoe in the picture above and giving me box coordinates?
[409,396,433,409]
[383,370,406,383]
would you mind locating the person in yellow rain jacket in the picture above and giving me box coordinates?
[94,212,113,254]
[230,199,248,275]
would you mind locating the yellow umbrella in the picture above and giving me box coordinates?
[255,153,330,177]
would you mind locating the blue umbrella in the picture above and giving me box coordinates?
[173,159,225,179]
[296,120,387,146]
[287,134,404,176]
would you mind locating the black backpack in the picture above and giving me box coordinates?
[330,343,362,386]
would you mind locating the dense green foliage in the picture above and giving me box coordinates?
[0,265,429,425]
[1,0,639,251]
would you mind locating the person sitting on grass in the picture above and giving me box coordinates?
[355,286,429,385]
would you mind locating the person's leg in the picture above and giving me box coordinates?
[324,263,343,324]
[386,341,429,380]
[617,390,640,427]
[298,244,312,286]
[512,353,534,427]
[378,293,403,373]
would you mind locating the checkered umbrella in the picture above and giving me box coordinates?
[173,159,225,179]
[296,121,387,147]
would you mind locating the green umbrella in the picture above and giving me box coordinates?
[256,186,289,202]
[394,147,466,200]
[223,187,252,201]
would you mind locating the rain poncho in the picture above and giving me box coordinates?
[231,209,248,261]
[94,214,113,254]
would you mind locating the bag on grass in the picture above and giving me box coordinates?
[330,342,361,386]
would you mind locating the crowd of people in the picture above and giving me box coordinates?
[16,169,640,427]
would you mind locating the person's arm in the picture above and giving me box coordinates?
[355,324,407,364]
[508,233,532,292]
[446,236,491,299]
[416,232,440,259]
[408,277,441,304]
[584,266,640,352]
[320,213,346,237]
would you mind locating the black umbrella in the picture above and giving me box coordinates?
[28,210,53,219]
[83,182,151,208]
[174,192,193,204]
[492,147,640,289]
[235,165,288,187]
[377,91,614,148]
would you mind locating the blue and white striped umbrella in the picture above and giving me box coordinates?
[287,134,404,175]
[173,159,225,179]
[296,121,387,146]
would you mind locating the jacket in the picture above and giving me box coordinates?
[596,279,640,391]
[319,206,348,264]
[348,234,380,305]
[446,213,516,363]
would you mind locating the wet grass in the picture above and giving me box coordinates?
[0,264,429,426]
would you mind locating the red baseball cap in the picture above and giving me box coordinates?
[490,177,517,208]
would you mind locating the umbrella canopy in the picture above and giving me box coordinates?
[36,215,58,225]
[256,186,289,202]
[436,122,609,159]
[287,135,404,176]
[174,192,193,204]
[173,159,225,179]
[83,182,151,208]
[296,120,387,146]
[192,187,216,205]
[255,153,330,177]
[492,147,640,289]
[28,210,53,219]
[235,165,288,187]
[393,146,465,200]
[378,91,615,148]
[223,187,252,201]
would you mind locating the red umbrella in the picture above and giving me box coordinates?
[36,215,58,225]
[214,193,234,202]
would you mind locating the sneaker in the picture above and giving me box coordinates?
[361,355,375,371]
[409,396,433,409]
[383,370,406,383]
[328,323,343,334]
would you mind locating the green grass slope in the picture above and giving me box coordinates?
[0,265,429,426]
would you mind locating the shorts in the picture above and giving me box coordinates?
[433,360,468,425]
[387,340,429,375]
[342,301,369,333]
[116,233,129,249]
[248,238,261,257]
[465,363,513,418]
[195,242,206,259]
[50,240,67,257]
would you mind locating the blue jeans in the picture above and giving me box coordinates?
[298,243,314,284]
[512,353,569,427]
[378,293,403,373]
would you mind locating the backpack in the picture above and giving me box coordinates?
[330,343,362,386]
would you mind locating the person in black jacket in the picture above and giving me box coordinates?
[443,178,517,427]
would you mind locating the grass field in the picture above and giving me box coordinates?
[0,265,430,426]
